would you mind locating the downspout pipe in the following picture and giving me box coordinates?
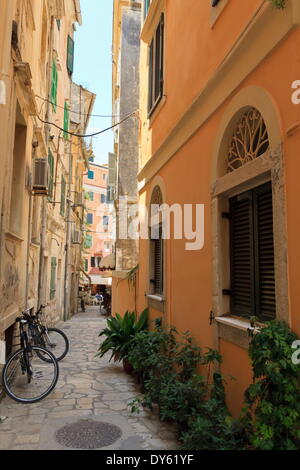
[38,16,55,307]
[25,142,38,308]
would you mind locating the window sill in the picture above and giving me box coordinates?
[215,315,259,349]
[148,95,166,128]
[146,293,165,313]
[146,294,165,302]
[210,0,229,28]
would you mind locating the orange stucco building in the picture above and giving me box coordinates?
[113,0,300,417]
[83,161,113,291]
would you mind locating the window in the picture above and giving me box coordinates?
[63,101,69,139]
[48,150,54,201]
[229,182,275,321]
[104,242,110,252]
[88,170,94,180]
[103,216,109,226]
[88,192,94,201]
[50,257,57,300]
[51,60,58,112]
[148,14,164,116]
[150,225,164,295]
[149,186,164,295]
[87,213,93,225]
[91,257,96,268]
[56,19,61,31]
[101,194,106,204]
[103,174,107,181]
[97,257,102,267]
[60,176,66,216]
[67,35,75,75]
[84,234,93,249]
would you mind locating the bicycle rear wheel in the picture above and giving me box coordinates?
[36,328,69,362]
[2,346,59,404]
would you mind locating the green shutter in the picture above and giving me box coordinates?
[84,259,88,272]
[60,176,66,216]
[50,257,57,300]
[48,150,54,201]
[67,35,75,75]
[63,101,69,139]
[51,61,58,112]
[84,234,93,249]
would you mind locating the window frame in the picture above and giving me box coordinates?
[229,182,276,322]
[86,213,93,225]
[67,35,75,75]
[148,13,165,117]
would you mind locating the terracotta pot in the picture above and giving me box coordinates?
[123,358,134,374]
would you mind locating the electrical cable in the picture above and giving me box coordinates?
[36,110,137,138]
[35,94,138,118]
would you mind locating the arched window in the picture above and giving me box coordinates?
[224,110,275,320]
[149,186,164,295]
[227,107,269,173]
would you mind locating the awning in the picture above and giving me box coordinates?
[99,253,115,271]
[84,274,112,286]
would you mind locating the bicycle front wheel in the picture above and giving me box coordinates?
[2,347,59,404]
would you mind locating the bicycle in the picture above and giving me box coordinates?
[29,305,69,362]
[1,313,59,404]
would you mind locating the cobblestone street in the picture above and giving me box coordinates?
[0,308,178,450]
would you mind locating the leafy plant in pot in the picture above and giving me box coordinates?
[96,309,149,373]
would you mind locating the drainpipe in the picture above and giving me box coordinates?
[38,16,55,308]
[63,142,72,321]
[25,143,38,308]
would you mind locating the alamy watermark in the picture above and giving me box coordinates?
[88,197,205,251]
[292,340,300,365]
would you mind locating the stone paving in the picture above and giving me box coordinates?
[0,307,179,450]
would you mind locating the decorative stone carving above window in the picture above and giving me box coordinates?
[227,107,270,173]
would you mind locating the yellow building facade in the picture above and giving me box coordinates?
[0,0,90,370]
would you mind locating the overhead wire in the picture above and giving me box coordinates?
[36,110,138,138]
[35,94,137,118]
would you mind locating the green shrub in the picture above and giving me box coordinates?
[242,320,300,450]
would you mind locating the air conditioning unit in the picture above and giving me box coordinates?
[74,192,84,207]
[71,229,82,245]
[32,158,48,195]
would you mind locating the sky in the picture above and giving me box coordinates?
[73,0,114,165]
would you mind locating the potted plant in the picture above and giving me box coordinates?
[96,309,148,373]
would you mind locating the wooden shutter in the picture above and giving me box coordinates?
[67,35,75,75]
[60,176,66,216]
[148,40,154,113]
[154,236,163,294]
[230,182,276,320]
[148,14,164,116]
[48,150,54,201]
[51,61,58,112]
[63,101,69,139]
[230,191,254,317]
[253,183,276,320]
[50,257,57,300]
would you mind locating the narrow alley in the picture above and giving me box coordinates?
[0,307,178,451]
